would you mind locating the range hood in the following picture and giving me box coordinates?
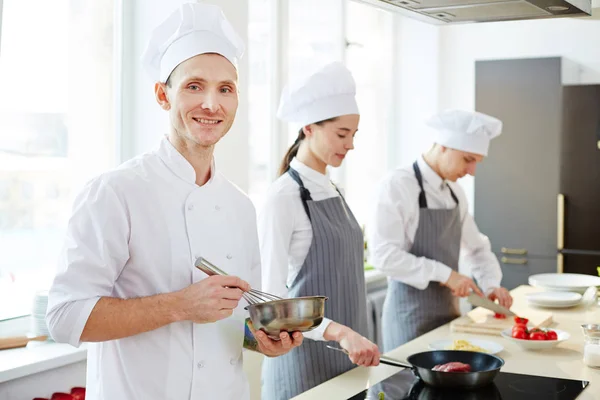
[354,0,592,24]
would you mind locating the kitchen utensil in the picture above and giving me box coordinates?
[526,291,582,308]
[0,335,47,350]
[467,293,515,316]
[195,257,327,339]
[327,346,504,389]
[501,328,570,350]
[528,273,600,294]
[247,295,327,339]
[195,257,282,304]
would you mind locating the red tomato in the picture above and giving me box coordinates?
[546,330,558,341]
[514,317,529,326]
[494,313,507,319]
[530,331,547,340]
[512,329,528,339]
[50,394,75,400]
[70,387,85,400]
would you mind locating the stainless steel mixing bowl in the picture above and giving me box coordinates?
[246,296,327,339]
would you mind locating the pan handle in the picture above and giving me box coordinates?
[325,345,412,369]
[379,355,413,369]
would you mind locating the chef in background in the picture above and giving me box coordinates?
[259,62,380,400]
[368,109,513,351]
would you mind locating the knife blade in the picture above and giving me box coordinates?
[467,293,516,316]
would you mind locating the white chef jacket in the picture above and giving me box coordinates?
[367,156,502,294]
[46,137,260,400]
[258,158,344,341]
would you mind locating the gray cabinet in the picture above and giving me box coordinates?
[495,255,558,291]
[475,57,564,289]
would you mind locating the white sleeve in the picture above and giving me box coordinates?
[461,213,503,294]
[368,175,452,290]
[45,177,130,347]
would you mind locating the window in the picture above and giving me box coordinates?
[342,2,394,226]
[286,0,344,146]
[247,0,274,210]
[247,0,345,210]
[0,0,118,320]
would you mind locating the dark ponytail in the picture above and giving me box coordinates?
[278,128,305,176]
[277,117,338,176]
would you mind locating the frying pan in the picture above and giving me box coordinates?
[328,347,504,389]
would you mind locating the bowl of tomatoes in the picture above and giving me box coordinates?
[500,317,570,350]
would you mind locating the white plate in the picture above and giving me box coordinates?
[525,291,582,308]
[428,339,503,354]
[501,328,570,350]
[529,273,600,294]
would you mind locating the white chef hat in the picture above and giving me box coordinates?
[427,109,503,156]
[141,2,245,83]
[277,62,359,127]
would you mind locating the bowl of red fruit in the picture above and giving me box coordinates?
[501,316,570,350]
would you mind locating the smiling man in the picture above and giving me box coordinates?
[367,109,513,351]
[45,3,301,400]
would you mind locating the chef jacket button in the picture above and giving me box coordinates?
[197,361,204,368]
[215,205,221,211]
[226,254,232,260]
[230,358,237,365]
[188,204,194,211]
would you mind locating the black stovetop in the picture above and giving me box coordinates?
[347,369,590,400]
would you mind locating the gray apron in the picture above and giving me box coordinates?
[261,168,368,400]
[381,161,462,352]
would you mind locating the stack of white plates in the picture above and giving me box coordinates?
[526,291,582,308]
[31,290,51,338]
[528,273,600,294]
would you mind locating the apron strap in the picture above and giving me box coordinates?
[447,184,459,205]
[287,168,313,220]
[412,161,428,208]
[413,161,460,208]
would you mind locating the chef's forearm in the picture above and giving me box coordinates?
[80,293,183,342]
[323,321,346,342]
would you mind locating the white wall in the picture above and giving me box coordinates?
[439,18,600,112]
[436,17,600,209]
[121,0,250,191]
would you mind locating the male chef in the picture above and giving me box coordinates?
[46,3,301,399]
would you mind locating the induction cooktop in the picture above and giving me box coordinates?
[347,369,590,400]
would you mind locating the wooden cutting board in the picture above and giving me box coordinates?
[450,306,553,336]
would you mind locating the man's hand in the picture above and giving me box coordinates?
[337,328,380,367]
[487,287,513,309]
[175,275,250,323]
[245,320,303,357]
[443,270,483,297]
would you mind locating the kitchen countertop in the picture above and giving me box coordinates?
[293,285,600,400]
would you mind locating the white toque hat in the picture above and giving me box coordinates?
[141,2,244,83]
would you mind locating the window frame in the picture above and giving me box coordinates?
[251,0,401,201]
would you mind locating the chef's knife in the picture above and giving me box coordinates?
[467,293,516,317]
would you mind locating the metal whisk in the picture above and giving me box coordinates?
[194,257,282,305]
